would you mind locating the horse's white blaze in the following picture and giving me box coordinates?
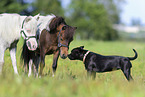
[0,13,39,74]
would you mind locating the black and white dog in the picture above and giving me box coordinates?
[68,46,137,81]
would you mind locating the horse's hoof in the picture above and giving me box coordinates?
[39,76,42,78]
[28,73,31,77]
[52,74,55,77]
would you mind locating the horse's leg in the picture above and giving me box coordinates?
[9,47,18,75]
[39,57,45,77]
[39,49,45,77]
[33,64,37,77]
[0,46,5,75]
[28,59,33,77]
[24,62,28,74]
[33,54,40,77]
[52,51,60,77]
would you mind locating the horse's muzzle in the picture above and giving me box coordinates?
[26,39,38,51]
[60,53,67,59]
[60,47,68,59]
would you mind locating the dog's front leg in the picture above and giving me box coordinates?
[87,71,96,80]
[87,71,92,80]
[92,71,96,80]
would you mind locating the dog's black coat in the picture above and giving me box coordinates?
[68,46,137,81]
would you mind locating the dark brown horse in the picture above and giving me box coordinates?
[21,16,77,77]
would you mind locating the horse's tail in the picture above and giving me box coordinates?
[20,41,40,68]
[127,49,138,60]
[20,41,31,66]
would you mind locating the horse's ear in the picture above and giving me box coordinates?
[49,16,66,32]
[34,13,40,21]
[80,46,84,49]
[25,16,32,22]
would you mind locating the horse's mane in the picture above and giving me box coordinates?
[49,16,66,33]
[64,26,76,40]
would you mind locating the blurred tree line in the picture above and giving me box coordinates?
[0,0,125,40]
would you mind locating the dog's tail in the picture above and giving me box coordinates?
[127,49,138,60]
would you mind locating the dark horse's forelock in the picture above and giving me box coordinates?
[49,16,66,33]
[64,26,75,39]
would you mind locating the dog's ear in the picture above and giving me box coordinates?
[80,46,84,49]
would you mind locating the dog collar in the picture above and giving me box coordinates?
[83,51,90,63]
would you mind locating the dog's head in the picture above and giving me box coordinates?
[68,46,85,60]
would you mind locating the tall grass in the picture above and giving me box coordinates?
[0,39,144,97]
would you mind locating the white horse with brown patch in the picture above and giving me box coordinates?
[27,14,56,77]
[0,13,39,75]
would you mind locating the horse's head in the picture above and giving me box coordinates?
[49,16,77,59]
[21,14,40,51]
[57,25,77,59]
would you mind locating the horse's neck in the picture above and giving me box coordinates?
[19,16,27,28]
[49,32,58,44]
[38,15,56,35]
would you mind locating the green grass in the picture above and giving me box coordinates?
[0,39,145,97]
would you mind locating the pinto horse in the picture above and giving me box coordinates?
[0,13,39,75]
[21,15,77,77]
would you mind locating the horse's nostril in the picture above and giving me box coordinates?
[61,54,67,59]
[27,41,31,49]
[33,45,36,49]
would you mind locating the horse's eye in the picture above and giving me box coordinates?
[60,38,63,41]
[70,38,73,42]
[27,30,31,33]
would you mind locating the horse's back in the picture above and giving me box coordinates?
[0,13,21,32]
[0,13,21,48]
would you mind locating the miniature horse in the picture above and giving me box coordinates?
[0,13,39,75]
[21,16,77,77]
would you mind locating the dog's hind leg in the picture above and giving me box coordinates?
[123,69,133,81]
[121,60,133,81]
[129,69,133,81]
[121,64,133,81]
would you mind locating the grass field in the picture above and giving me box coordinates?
[0,39,145,97]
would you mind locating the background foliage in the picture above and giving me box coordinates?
[66,0,119,40]
[0,0,125,40]
[0,0,27,13]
